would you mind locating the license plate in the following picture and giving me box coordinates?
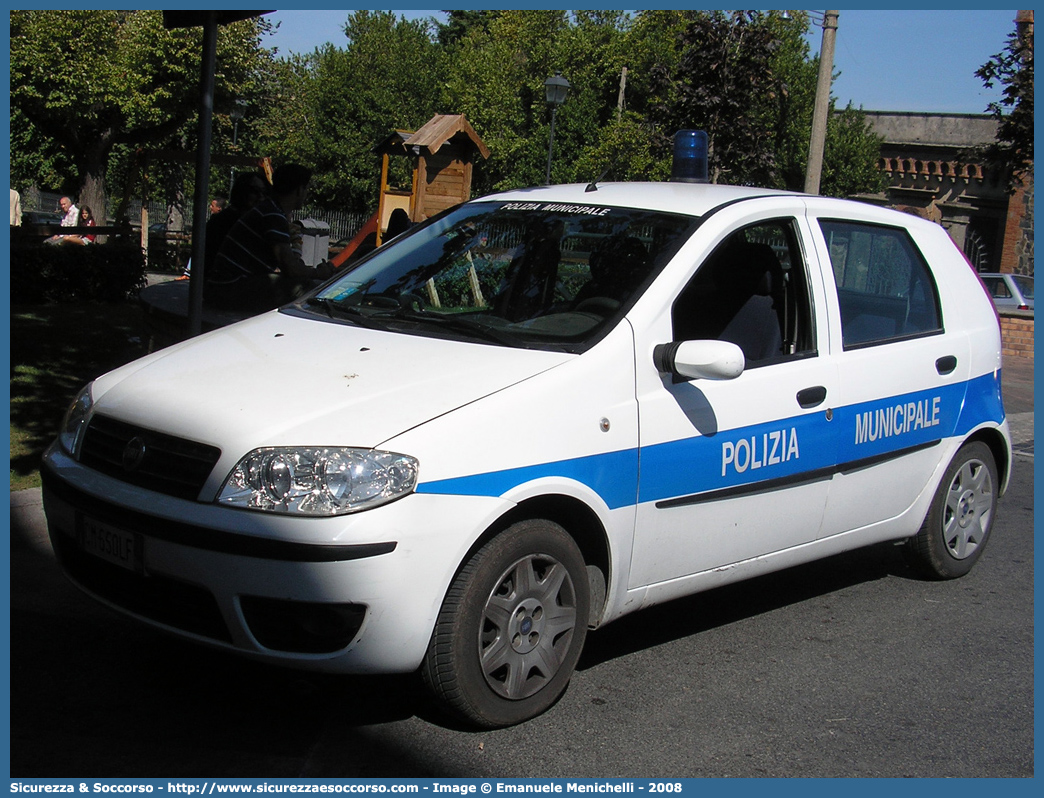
[77,515,142,573]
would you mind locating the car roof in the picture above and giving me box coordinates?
[482,181,805,217]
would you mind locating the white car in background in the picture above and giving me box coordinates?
[979,272,1033,314]
[43,178,1010,728]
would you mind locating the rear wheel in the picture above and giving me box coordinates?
[422,520,589,728]
[904,441,998,579]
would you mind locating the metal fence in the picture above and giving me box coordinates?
[24,188,174,229]
[292,208,369,243]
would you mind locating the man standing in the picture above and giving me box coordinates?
[204,173,267,273]
[206,164,331,313]
[179,182,263,280]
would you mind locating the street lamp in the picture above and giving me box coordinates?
[544,71,570,185]
[229,99,247,193]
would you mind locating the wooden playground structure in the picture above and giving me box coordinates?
[332,114,489,266]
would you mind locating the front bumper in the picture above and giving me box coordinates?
[41,445,509,674]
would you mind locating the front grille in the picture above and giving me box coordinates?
[50,531,232,643]
[80,415,221,500]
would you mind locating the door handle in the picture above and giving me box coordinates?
[797,386,828,408]
[936,355,958,375]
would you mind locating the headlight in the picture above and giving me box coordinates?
[59,383,93,458]
[217,447,419,516]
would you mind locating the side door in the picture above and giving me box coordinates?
[629,206,839,589]
[807,207,971,538]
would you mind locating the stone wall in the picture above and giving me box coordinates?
[1000,313,1034,359]
[1001,174,1035,276]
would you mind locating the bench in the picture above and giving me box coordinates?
[12,224,136,244]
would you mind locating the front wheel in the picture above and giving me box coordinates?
[422,520,590,728]
[904,441,999,580]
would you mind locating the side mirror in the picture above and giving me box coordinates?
[654,340,745,381]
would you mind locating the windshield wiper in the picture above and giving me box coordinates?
[304,295,334,318]
[382,308,522,346]
[304,296,389,329]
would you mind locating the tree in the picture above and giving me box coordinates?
[441,10,571,192]
[642,10,883,196]
[553,11,633,184]
[257,11,444,212]
[821,104,885,198]
[436,9,499,48]
[650,11,780,185]
[976,20,1034,188]
[9,10,274,220]
[759,12,818,191]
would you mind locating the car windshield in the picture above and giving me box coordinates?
[1012,275,1034,299]
[300,201,698,352]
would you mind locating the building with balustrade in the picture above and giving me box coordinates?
[856,111,1032,280]
[856,9,1033,288]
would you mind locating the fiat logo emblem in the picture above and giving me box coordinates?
[122,437,147,471]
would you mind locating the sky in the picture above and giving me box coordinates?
[264,7,1019,116]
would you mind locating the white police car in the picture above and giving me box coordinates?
[43,176,1010,729]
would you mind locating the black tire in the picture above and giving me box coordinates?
[904,441,999,580]
[422,520,590,728]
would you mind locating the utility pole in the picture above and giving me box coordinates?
[616,66,628,120]
[804,10,839,195]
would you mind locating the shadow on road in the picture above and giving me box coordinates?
[578,540,911,671]
[11,492,920,778]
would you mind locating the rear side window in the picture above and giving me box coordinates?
[819,220,943,349]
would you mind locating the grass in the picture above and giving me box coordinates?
[10,301,152,492]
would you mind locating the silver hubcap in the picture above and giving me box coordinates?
[943,458,994,559]
[479,553,577,700]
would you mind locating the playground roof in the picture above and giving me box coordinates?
[373,115,490,160]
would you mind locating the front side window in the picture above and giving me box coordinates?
[672,219,816,367]
[302,202,698,352]
[819,220,943,349]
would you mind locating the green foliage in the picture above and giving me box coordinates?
[759,13,818,190]
[9,8,888,219]
[437,10,498,48]
[656,11,781,185]
[976,27,1034,187]
[10,241,147,304]
[10,10,275,218]
[572,113,671,184]
[257,11,445,213]
[639,10,882,196]
[442,10,571,191]
[821,104,887,198]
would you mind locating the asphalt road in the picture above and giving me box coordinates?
[9,440,1033,779]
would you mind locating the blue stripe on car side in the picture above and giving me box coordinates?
[954,369,1006,436]
[415,448,640,510]
[415,372,1004,509]
[833,379,967,467]
[635,408,835,505]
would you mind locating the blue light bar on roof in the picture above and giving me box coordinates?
[671,130,709,184]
